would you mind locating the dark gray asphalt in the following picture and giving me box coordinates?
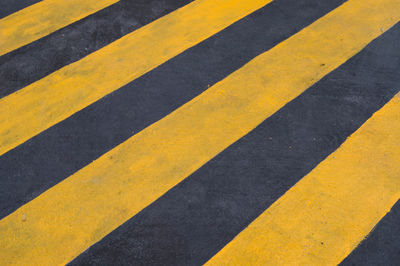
[0,0,192,98]
[69,22,400,265]
[0,0,346,219]
[1,0,399,265]
[0,0,41,19]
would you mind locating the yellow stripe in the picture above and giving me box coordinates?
[206,94,400,266]
[0,0,119,56]
[1,0,399,264]
[0,0,273,158]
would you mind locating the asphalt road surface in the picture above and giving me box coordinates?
[0,0,399,265]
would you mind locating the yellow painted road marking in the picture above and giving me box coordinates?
[0,0,119,56]
[1,0,399,264]
[0,0,274,158]
[206,94,400,266]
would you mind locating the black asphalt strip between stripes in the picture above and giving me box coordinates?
[0,0,193,98]
[0,0,41,19]
[340,200,400,266]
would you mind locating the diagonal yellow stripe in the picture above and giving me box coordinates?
[1,0,399,264]
[206,94,400,266]
[0,0,273,158]
[0,0,119,56]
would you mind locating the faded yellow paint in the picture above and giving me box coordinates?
[0,0,119,56]
[207,94,400,266]
[0,0,273,158]
[1,0,399,264]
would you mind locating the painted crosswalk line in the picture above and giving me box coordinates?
[207,94,400,265]
[0,0,119,56]
[0,0,273,158]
